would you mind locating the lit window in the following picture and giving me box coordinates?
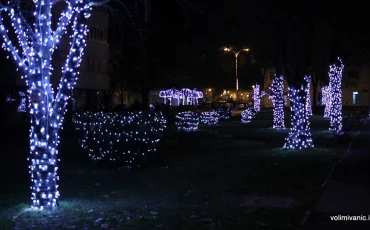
[352,92,358,105]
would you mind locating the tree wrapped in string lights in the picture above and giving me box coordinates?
[329,58,344,133]
[74,111,167,166]
[270,75,285,128]
[322,86,331,118]
[0,0,103,209]
[241,108,256,123]
[304,75,312,116]
[175,111,199,131]
[253,84,261,112]
[200,111,219,125]
[283,82,314,149]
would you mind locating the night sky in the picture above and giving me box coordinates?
[1,0,370,91]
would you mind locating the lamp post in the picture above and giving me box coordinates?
[223,47,250,107]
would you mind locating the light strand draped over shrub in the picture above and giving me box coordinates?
[200,111,219,125]
[74,111,166,166]
[175,111,199,131]
[241,108,256,123]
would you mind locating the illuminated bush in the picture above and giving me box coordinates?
[241,108,256,123]
[200,111,219,125]
[74,111,167,166]
[175,111,199,131]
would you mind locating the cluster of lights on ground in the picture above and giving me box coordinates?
[0,0,345,210]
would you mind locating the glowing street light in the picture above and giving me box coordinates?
[223,46,250,105]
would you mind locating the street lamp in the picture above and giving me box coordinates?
[223,47,250,106]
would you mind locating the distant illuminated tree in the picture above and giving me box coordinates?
[304,75,312,116]
[329,58,344,133]
[322,86,331,118]
[253,84,260,112]
[0,0,103,210]
[270,75,285,128]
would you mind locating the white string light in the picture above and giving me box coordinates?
[200,111,219,125]
[254,84,261,112]
[175,111,199,131]
[214,107,231,120]
[0,0,100,210]
[241,108,256,123]
[270,75,285,128]
[329,57,344,133]
[304,75,312,116]
[74,111,167,166]
[283,81,314,150]
[322,85,331,118]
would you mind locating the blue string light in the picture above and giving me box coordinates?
[214,107,231,120]
[74,111,167,166]
[329,57,344,133]
[283,81,314,150]
[322,86,331,118]
[0,0,101,210]
[270,75,285,129]
[200,111,219,125]
[254,84,261,112]
[304,75,312,116]
[175,111,199,131]
[241,108,256,123]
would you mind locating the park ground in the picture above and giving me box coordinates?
[0,109,353,230]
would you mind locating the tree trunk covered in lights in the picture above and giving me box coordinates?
[283,86,314,149]
[0,0,95,209]
[329,58,344,133]
[270,76,285,129]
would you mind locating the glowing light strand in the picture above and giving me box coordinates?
[270,76,285,128]
[200,111,219,125]
[322,86,331,118]
[304,75,312,116]
[74,111,167,166]
[283,85,314,149]
[175,111,199,131]
[159,88,203,105]
[254,84,261,112]
[241,108,256,123]
[0,0,101,210]
[329,58,344,133]
[214,107,231,120]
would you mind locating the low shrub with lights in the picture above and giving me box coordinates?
[175,111,199,131]
[215,107,231,120]
[200,111,219,125]
[74,111,167,167]
[241,108,256,123]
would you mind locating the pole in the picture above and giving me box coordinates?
[235,52,239,106]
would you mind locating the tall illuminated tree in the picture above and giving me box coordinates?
[304,75,312,116]
[329,57,344,133]
[270,75,285,128]
[253,84,260,112]
[0,0,103,210]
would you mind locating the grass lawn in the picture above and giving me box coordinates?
[0,109,352,230]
